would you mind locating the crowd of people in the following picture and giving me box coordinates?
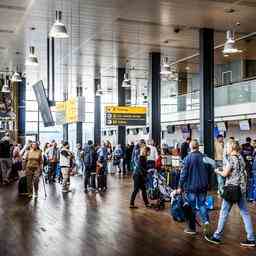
[0,132,256,247]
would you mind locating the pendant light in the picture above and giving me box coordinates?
[160,57,172,75]
[122,60,132,88]
[122,73,131,88]
[1,77,10,93]
[223,30,242,54]
[25,46,39,66]
[49,10,69,38]
[11,72,22,82]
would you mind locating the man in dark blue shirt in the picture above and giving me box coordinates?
[177,139,210,238]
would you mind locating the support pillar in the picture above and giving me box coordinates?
[17,79,26,144]
[63,91,68,142]
[76,86,83,145]
[199,28,214,158]
[117,68,126,146]
[94,78,101,146]
[148,52,161,147]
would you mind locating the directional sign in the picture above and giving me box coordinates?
[105,106,147,126]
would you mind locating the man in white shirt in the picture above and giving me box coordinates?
[147,139,158,169]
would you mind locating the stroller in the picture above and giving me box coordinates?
[146,169,173,210]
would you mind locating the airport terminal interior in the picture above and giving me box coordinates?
[1,0,256,255]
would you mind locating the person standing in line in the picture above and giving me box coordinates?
[24,142,43,198]
[106,142,114,174]
[83,140,94,193]
[147,139,158,170]
[0,133,13,184]
[59,142,73,193]
[113,144,124,174]
[76,143,84,176]
[180,137,191,160]
[206,140,255,247]
[125,143,134,174]
[130,146,151,209]
[97,142,108,191]
[46,141,59,183]
[214,134,224,195]
[176,139,211,237]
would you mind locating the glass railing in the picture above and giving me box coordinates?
[161,79,256,114]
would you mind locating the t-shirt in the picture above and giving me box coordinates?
[26,149,42,169]
[225,154,246,194]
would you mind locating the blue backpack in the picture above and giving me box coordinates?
[170,195,187,222]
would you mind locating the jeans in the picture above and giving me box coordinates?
[130,174,149,206]
[185,192,209,231]
[213,197,255,241]
[76,160,84,176]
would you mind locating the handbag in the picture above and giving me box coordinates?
[222,185,241,203]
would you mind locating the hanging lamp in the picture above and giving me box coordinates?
[160,57,172,75]
[26,46,39,66]
[11,72,22,82]
[223,30,242,54]
[49,10,69,38]
[1,77,10,93]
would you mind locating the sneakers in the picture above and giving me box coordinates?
[129,205,138,209]
[184,228,197,235]
[204,235,221,245]
[240,240,256,247]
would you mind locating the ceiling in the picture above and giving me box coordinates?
[1,0,256,95]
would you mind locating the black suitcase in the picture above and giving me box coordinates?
[18,176,28,195]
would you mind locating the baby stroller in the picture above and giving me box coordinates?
[146,169,173,210]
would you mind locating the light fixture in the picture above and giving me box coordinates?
[49,11,69,38]
[11,72,22,82]
[95,88,103,96]
[160,57,172,75]
[1,78,10,93]
[122,73,131,88]
[25,46,39,66]
[223,30,242,54]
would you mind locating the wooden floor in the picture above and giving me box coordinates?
[0,175,255,256]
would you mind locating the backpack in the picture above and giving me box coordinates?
[170,195,192,222]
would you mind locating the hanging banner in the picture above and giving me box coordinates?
[65,97,85,124]
[55,101,66,125]
[55,97,85,124]
[105,106,147,126]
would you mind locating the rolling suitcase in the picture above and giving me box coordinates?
[18,176,28,195]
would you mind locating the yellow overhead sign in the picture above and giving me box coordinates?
[105,106,147,114]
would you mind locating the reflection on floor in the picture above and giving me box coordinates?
[0,175,255,256]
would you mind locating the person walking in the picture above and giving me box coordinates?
[206,140,255,247]
[130,146,151,209]
[0,133,13,184]
[176,139,211,237]
[83,140,94,193]
[24,142,43,198]
[214,134,224,195]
